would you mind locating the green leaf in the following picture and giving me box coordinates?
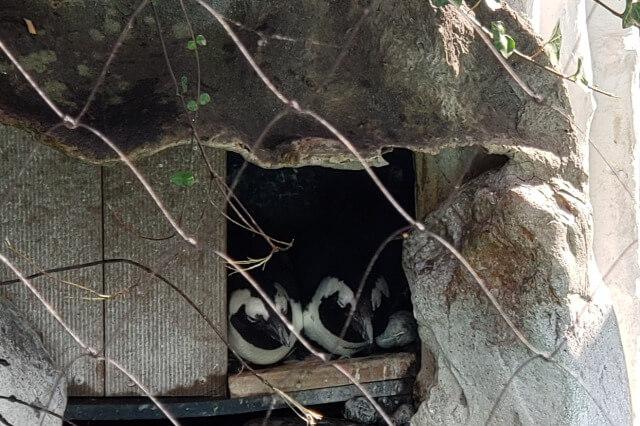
[544,20,562,69]
[187,39,196,50]
[198,92,211,105]
[196,34,207,46]
[180,75,188,94]
[491,21,516,59]
[186,100,199,111]
[623,1,640,28]
[170,171,196,187]
[580,74,590,86]
[570,57,584,82]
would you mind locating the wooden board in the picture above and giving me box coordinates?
[0,125,105,396]
[228,352,417,398]
[102,144,227,396]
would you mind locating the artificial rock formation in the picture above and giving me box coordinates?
[0,299,66,426]
[0,0,581,175]
[404,163,632,425]
[0,0,635,423]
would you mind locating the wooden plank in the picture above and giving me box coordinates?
[228,352,417,398]
[102,145,227,396]
[0,125,104,396]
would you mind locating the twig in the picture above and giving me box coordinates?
[485,354,541,425]
[0,37,197,247]
[0,40,65,119]
[177,0,202,122]
[338,226,410,348]
[446,0,544,103]
[0,256,317,423]
[39,353,91,426]
[151,3,281,250]
[552,362,615,425]
[512,50,617,98]
[592,0,623,18]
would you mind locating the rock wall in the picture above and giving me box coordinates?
[508,0,640,420]
[404,162,631,425]
[0,299,66,426]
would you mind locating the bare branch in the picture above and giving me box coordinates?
[485,355,542,425]
[446,1,544,103]
[592,0,624,18]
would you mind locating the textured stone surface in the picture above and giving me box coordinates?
[0,1,577,174]
[343,396,380,424]
[392,403,415,425]
[507,0,640,419]
[0,298,66,425]
[404,163,632,425]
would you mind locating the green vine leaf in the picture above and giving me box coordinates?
[170,171,196,187]
[187,100,199,111]
[544,21,562,69]
[569,56,590,87]
[187,39,196,50]
[199,92,211,105]
[491,21,516,59]
[623,1,640,28]
[180,75,188,94]
[580,74,590,86]
[196,34,207,46]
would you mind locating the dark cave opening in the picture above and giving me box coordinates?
[225,149,418,367]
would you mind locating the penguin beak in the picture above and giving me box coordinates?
[265,317,291,347]
[352,305,374,345]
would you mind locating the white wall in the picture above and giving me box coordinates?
[508,0,640,421]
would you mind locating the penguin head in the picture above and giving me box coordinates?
[273,282,290,315]
[370,276,390,312]
[229,289,291,347]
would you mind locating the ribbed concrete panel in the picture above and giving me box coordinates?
[0,125,104,396]
[102,144,227,396]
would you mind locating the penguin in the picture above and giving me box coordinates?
[294,155,417,358]
[295,200,383,358]
[227,226,303,366]
[366,238,417,349]
[375,310,418,349]
[302,276,374,357]
[228,277,303,365]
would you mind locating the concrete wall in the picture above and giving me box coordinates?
[508,0,640,421]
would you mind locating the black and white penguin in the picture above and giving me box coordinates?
[226,226,303,366]
[366,239,417,349]
[228,278,303,365]
[374,310,418,349]
[303,276,374,357]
